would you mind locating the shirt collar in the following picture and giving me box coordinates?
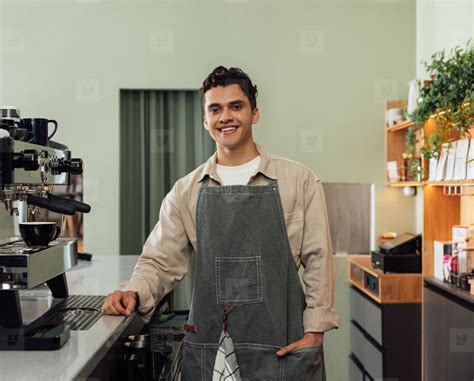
[198,143,277,183]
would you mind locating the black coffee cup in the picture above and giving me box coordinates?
[0,118,20,138]
[21,118,58,146]
[19,222,60,246]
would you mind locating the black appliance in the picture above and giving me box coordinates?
[371,233,422,273]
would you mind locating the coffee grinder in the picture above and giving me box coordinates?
[0,106,92,350]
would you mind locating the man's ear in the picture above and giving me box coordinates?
[252,107,260,125]
[203,116,209,131]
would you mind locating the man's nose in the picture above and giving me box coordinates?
[219,108,233,123]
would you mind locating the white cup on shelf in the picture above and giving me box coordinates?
[386,108,406,127]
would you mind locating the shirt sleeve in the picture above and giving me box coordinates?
[121,183,193,322]
[300,178,340,333]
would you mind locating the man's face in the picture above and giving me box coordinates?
[203,84,259,151]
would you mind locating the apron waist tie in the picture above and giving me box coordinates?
[223,304,229,333]
[184,324,197,333]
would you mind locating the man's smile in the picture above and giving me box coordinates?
[217,126,239,135]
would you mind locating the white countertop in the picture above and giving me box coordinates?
[0,255,140,381]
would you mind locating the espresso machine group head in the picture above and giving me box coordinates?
[0,106,85,217]
[0,106,91,350]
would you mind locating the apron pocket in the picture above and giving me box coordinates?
[181,341,205,381]
[234,344,282,381]
[283,344,325,381]
[216,256,263,304]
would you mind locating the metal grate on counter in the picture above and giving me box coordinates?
[39,295,105,331]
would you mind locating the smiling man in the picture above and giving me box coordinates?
[103,66,339,380]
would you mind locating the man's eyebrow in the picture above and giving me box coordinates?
[207,99,244,109]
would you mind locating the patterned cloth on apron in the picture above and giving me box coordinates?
[213,329,241,380]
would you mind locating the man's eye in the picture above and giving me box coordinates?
[210,107,219,113]
[233,104,242,110]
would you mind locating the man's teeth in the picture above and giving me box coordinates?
[221,127,236,132]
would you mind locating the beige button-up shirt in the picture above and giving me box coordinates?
[122,144,340,333]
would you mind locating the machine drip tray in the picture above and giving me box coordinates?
[43,294,105,331]
[0,294,105,350]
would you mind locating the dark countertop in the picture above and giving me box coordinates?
[424,276,474,306]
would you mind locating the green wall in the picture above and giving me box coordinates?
[0,1,415,255]
[417,0,473,78]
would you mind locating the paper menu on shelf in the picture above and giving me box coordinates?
[435,143,449,181]
[467,139,474,179]
[444,141,457,181]
[387,161,399,183]
[428,157,438,181]
[452,225,469,243]
[453,138,470,180]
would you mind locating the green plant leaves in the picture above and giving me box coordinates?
[406,41,474,159]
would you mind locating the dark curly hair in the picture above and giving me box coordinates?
[199,66,258,110]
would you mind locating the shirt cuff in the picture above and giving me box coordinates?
[121,280,156,321]
[303,307,340,333]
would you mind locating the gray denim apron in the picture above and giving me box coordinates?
[181,177,325,381]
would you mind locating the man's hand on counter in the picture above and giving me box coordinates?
[276,332,324,357]
[102,290,138,316]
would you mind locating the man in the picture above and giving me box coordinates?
[103,66,339,380]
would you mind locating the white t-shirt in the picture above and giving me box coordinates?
[216,156,261,185]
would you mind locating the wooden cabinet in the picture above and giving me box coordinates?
[348,257,422,381]
[349,256,422,304]
[348,354,365,381]
[348,285,421,381]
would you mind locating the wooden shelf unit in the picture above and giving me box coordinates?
[388,180,474,187]
[388,181,423,187]
[385,118,474,276]
[426,180,474,186]
[383,100,473,381]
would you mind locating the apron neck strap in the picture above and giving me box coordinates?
[201,176,211,189]
[267,178,278,186]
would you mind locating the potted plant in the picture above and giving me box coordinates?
[405,42,473,162]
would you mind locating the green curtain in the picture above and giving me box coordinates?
[120,90,215,309]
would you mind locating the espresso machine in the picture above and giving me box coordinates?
[0,106,95,350]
